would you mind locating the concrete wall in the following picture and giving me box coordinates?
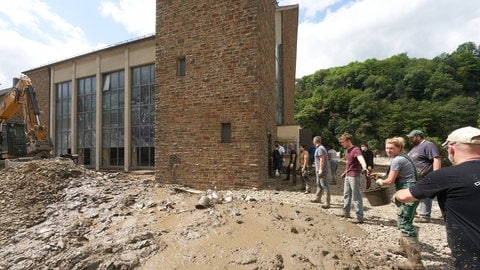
[25,37,155,170]
[155,0,278,189]
[279,6,299,125]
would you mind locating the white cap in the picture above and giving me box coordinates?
[442,126,480,147]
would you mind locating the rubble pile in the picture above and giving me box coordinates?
[0,159,453,269]
[0,158,91,243]
[0,158,160,269]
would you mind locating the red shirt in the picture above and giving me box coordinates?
[346,146,363,176]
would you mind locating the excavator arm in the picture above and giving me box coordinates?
[0,75,52,158]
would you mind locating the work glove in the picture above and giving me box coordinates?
[318,169,323,176]
[376,179,384,186]
[391,194,401,207]
[289,164,294,169]
[341,172,346,179]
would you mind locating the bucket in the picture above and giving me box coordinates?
[195,196,211,209]
[363,187,390,206]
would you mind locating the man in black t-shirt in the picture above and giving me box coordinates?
[395,126,480,269]
[361,143,374,171]
[285,143,297,184]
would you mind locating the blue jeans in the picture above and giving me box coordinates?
[418,197,432,218]
[343,175,363,221]
[330,160,338,181]
[316,171,329,192]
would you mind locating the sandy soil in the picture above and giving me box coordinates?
[0,159,453,269]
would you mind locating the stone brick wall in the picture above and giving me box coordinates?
[14,68,51,129]
[155,0,277,189]
[280,7,299,126]
[24,68,51,128]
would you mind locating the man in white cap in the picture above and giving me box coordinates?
[395,126,480,269]
[406,129,441,223]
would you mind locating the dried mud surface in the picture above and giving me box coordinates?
[0,159,453,269]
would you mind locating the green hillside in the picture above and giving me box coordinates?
[294,42,480,153]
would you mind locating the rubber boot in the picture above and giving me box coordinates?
[290,173,297,186]
[388,236,407,257]
[310,189,322,203]
[397,237,425,270]
[331,177,337,185]
[321,190,331,209]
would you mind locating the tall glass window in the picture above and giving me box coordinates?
[77,76,96,166]
[131,64,155,168]
[55,81,72,155]
[102,70,125,167]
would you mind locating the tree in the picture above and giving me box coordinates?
[425,71,462,101]
[293,42,480,152]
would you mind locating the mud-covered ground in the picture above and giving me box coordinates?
[0,158,453,269]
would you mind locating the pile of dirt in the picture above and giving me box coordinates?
[0,158,93,243]
[0,159,453,269]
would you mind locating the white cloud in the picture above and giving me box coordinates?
[100,0,155,36]
[0,0,478,84]
[279,0,480,77]
[0,0,93,86]
[279,0,345,20]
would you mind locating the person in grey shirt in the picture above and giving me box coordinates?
[310,136,330,209]
[407,129,441,223]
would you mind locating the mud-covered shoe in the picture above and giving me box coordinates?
[388,246,407,257]
[335,212,351,218]
[414,217,431,223]
[388,236,407,257]
[350,219,364,224]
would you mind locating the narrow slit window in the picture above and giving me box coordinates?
[221,123,232,143]
[103,74,110,91]
[178,57,186,77]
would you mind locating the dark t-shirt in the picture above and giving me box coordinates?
[273,149,281,160]
[346,146,362,177]
[308,146,316,164]
[407,140,440,179]
[289,149,297,167]
[409,160,480,269]
[362,150,374,169]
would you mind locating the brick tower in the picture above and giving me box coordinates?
[155,0,277,189]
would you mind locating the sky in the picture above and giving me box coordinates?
[0,0,479,87]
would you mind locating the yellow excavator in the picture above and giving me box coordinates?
[0,75,53,160]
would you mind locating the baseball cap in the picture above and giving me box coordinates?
[407,130,424,137]
[442,126,480,147]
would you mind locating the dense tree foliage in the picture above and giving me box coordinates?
[295,42,480,154]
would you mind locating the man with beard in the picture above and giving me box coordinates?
[406,129,441,223]
[395,126,480,269]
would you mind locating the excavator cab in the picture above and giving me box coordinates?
[0,121,27,158]
[0,75,53,162]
